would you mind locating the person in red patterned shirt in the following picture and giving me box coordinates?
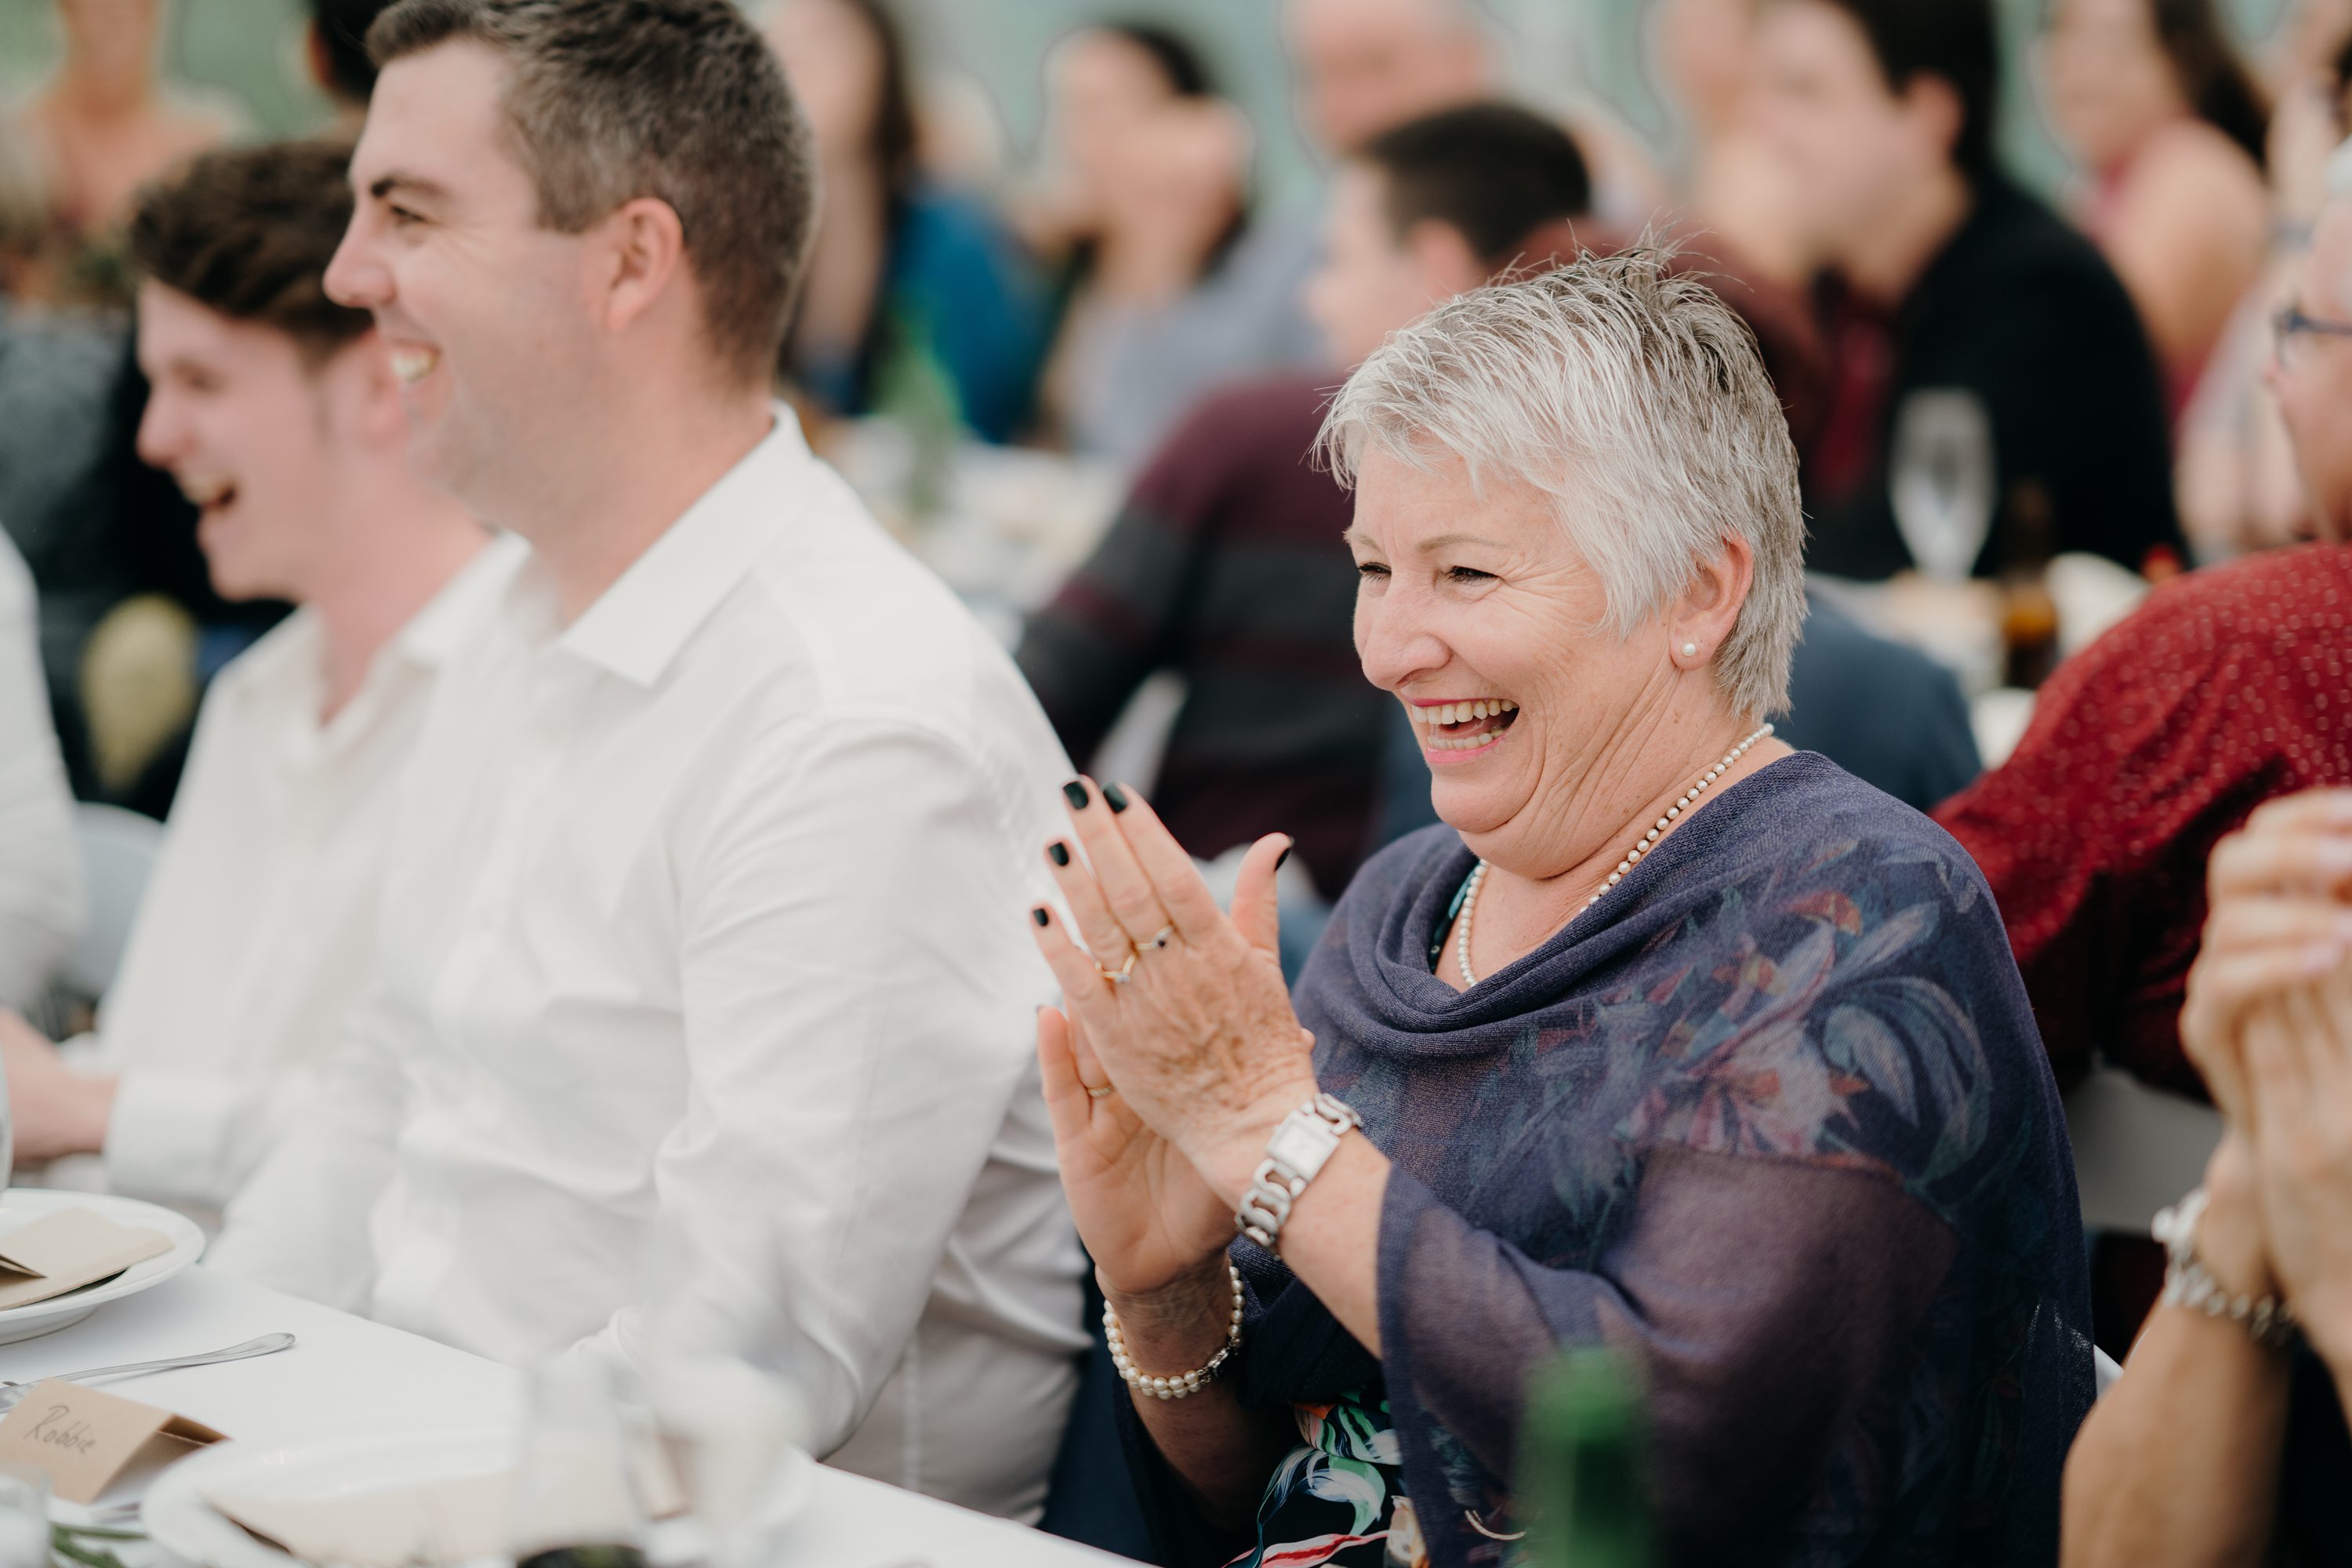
[1936,181,2352,1354]
[1936,187,2352,1099]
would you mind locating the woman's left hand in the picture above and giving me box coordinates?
[2181,790,2352,1123]
[2241,971,2352,1369]
[1029,779,1321,1203]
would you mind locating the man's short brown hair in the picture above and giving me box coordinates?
[368,0,816,388]
[126,139,374,364]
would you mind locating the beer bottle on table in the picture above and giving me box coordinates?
[1996,479,2061,691]
[1519,1347,1657,1568]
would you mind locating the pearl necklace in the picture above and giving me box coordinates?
[1454,724,1775,988]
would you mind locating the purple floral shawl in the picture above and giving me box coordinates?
[1132,753,2092,1568]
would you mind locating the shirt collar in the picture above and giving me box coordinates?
[257,532,524,761]
[390,529,528,673]
[554,405,816,689]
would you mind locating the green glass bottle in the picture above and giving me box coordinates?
[1519,1348,1657,1568]
[869,302,964,526]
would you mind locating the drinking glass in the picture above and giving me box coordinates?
[0,1052,16,1205]
[1889,389,1997,583]
[0,1464,47,1568]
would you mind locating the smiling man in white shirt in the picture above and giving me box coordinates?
[0,140,496,1221]
[205,0,1087,1519]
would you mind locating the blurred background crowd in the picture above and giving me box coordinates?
[5,0,2352,1362]
[4,0,2346,815]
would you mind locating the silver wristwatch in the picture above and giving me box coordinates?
[1236,1093,1362,1254]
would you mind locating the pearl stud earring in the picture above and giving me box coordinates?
[1681,642,1699,659]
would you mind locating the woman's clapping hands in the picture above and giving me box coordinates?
[2182,789,2352,1122]
[1026,779,1321,1296]
[2182,789,2352,1361]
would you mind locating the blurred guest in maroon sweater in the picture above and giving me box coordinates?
[1015,104,1596,902]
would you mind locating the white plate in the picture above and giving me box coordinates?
[0,1189,205,1345]
[142,1425,815,1568]
[144,1428,514,1568]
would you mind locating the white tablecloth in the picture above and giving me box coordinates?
[0,1266,1127,1567]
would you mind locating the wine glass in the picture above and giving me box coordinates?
[507,1360,650,1568]
[1889,389,1997,583]
[0,1464,45,1568]
[637,1221,811,1568]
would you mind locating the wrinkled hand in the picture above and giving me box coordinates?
[2182,789,2352,1124]
[1028,780,1318,1207]
[0,1011,114,1166]
[2242,977,2352,1368]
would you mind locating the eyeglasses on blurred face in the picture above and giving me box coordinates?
[2273,303,2352,372]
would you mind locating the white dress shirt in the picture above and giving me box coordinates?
[211,412,1088,1519]
[0,532,80,1010]
[59,540,515,1223]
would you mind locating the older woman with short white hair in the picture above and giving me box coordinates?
[1028,252,2091,1567]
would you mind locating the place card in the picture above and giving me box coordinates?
[0,1210,171,1311]
[206,1475,510,1568]
[0,1381,223,1504]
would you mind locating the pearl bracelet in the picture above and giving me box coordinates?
[2153,1187,2299,1351]
[1104,1262,1246,1401]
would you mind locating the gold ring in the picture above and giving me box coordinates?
[1096,951,1138,986]
[1086,1085,1116,1100]
[1143,924,1178,951]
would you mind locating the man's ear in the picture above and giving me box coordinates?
[1403,218,1490,302]
[590,196,690,339]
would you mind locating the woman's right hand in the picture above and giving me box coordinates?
[1037,1002,1235,1300]
[1034,829,1297,1305]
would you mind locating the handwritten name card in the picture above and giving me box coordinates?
[0,1381,223,1503]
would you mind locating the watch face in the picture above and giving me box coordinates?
[1266,1116,1339,1176]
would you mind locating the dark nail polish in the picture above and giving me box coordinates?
[1048,842,1071,867]
[1104,782,1131,814]
[1276,844,1293,871]
[1032,906,1051,927]
[1062,780,1091,809]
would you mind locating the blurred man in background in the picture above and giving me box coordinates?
[1283,0,1493,158]
[0,140,496,1227]
[1753,0,2187,580]
[209,0,1085,1520]
[307,0,398,118]
[1285,0,1664,223]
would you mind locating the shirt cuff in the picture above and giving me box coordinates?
[103,1067,240,1208]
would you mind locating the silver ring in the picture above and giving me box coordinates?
[1087,1085,1115,1101]
[1096,951,1138,986]
[1143,924,1178,951]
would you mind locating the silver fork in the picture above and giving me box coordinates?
[0,1331,296,1411]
